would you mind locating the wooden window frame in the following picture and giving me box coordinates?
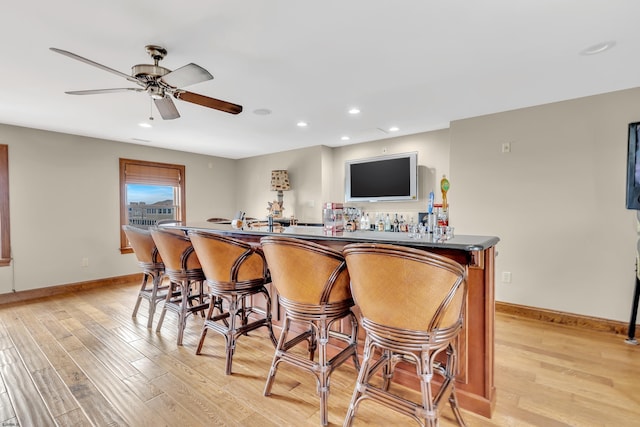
[0,145,9,266]
[119,158,186,253]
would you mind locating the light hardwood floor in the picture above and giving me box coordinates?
[1,279,639,426]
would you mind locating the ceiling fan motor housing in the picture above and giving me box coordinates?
[132,64,171,81]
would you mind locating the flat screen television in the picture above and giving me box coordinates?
[345,152,418,202]
[627,122,640,209]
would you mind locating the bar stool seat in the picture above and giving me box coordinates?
[260,236,360,426]
[188,230,277,375]
[342,243,468,427]
[122,225,168,328]
[150,227,209,346]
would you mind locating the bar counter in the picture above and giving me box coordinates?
[170,222,499,418]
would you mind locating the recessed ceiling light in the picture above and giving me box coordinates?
[297,121,308,127]
[348,108,360,115]
[580,40,616,56]
[389,126,399,132]
[253,108,272,115]
[341,136,350,141]
[138,122,152,128]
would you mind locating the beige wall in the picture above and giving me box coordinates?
[0,123,236,293]
[330,129,451,217]
[235,145,326,223]
[450,88,640,322]
[234,131,451,223]
[2,87,639,323]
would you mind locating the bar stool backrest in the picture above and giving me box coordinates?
[343,243,466,333]
[150,228,201,273]
[261,236,351,305]
[123,225,163,267]
[188,230,267,287]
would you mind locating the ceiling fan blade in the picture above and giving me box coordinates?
[65,88,143,95]
[162,63,213,88]
[154,97,180,120]
[174,90,242,115]
[50,47,140,84]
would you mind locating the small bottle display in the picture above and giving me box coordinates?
[322,202,344,234]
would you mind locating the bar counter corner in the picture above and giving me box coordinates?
[167,222,499,418]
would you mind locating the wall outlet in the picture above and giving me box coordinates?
[501,271,512,283]
[81,257,89,267]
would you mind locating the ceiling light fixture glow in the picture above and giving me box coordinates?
[297,121,308,127]
[348,108,360,115]
[138,122,152,128]
[580,40,616,56]
[389,126,399,132]
[341,136,350,141]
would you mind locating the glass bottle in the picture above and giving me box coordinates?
[384,213,391,231]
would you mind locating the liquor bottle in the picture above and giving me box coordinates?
[359,212,367,231]
[377,214,385,231]
[384,213,391,231]
[399,215,407,232]
[365,213,371,230]
[393,213,399,232]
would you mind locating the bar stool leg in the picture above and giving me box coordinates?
[318,317,329,426]
[264,315,291,396]
[343,337,374,427]
[131,274,147,320]
[155,280,176,334]
[224,294,240,375]
[176,280,190,346]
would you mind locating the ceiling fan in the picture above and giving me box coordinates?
[50,45,243,119]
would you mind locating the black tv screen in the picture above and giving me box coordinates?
[345,152,418,202]
[626,122,640,209]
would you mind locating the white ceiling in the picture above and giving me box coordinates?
[2,1,639,159]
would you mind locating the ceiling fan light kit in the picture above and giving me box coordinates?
[50,44,243,120]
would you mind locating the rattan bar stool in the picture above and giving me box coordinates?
[122,225,168,328]
[260,236,360,427]
[188,230,277,375]
[343,243,468,427]
[150,227,209,346]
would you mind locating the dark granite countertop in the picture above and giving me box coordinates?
[178,222,499,252]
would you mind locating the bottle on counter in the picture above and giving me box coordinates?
[359,212,367,231]
[384,213,391,231]
[365,213,371,230]
[393,213,399,232]
[399,215,407,232]
[377,214,385,231]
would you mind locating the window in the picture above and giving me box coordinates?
[0,145,10,266]
[119,158,186,253]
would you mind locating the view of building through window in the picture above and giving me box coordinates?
[126,183,177,228]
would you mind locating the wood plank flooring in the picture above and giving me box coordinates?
[0,279,639,426]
